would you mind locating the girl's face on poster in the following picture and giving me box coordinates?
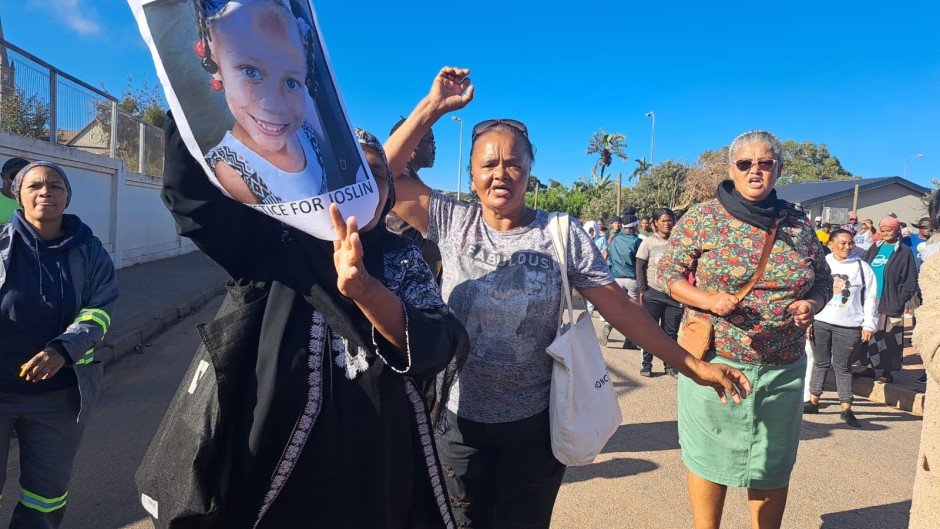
[211,3,307,156]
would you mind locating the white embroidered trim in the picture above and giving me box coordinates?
[405,379,455,529]
[253,310,326,527]
[371,299,412,374]
[335,342,370,380]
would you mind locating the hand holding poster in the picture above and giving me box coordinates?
[129,0,378,240]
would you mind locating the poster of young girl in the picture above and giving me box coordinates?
[128,0,378,240]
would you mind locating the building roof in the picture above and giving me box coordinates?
[775,177,931,205]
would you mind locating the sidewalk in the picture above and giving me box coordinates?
[97,251,229,366]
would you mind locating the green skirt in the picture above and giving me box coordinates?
[677,353,806,489]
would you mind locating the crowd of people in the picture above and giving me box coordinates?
[1,67,937,529]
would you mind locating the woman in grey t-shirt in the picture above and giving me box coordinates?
[384,66,751,528]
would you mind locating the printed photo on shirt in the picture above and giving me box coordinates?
[129,0,378,240]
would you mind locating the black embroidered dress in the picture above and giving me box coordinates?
[161,117,464,528]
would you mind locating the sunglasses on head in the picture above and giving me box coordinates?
[471,119,528,141]
[733,159,777,172]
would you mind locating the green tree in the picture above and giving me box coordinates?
[630,160,690,214]
[525,174,547,209]
[575,172,615,198]
[562,189,591,218]
[115,81,168,128]
[581,185,627,223]
[526,184,567,213]
[94,79,169,176]
[586,129,628,182]
[525,180,591,218]
[0,88,50,141]
[678,148,729,210]
[778,140,854,184]
[630,157,651,181]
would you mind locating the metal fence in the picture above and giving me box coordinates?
[0,38,164,177]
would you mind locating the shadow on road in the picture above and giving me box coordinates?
[563,457,659,484]
[800,400,923,441]
[603,420,680,453]
[819,500,910,529]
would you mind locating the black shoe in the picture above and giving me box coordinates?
[639,366,653,377]
[853,367,876,379]
[803,401,819,414]
[623,341,636,350]
[877,371,894,384]
[665,367,679,379]
[841,409,861,428]
[917,374,928,385]
[599,324,612,347]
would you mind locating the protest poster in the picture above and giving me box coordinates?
[129,0,378,240]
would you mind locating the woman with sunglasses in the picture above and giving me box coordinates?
[385,67,751,528]
[855,217,918,383]
[657,130,832,529]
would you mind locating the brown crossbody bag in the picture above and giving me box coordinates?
[677,218,781,359]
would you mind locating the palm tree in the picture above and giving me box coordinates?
[585,129,628,181]
[577,172,614,192]
[630,157,651,181]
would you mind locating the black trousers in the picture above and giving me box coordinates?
[435,409,566,529]
[809,320,861,403]
[641,288,682,368]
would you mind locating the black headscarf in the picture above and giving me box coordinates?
[291,129,408,349]
[716,179,784,232]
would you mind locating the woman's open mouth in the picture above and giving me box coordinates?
[491,185,511,198]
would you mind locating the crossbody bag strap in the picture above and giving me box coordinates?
[734,217,782,302]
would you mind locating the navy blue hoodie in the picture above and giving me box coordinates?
[0,212,92,393]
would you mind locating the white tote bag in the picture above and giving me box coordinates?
[545,213,623,466]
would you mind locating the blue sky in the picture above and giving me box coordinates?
[3,1,939,194]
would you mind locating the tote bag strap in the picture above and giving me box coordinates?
[547,212,575,331]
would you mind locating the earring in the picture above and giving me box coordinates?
[210,79,222,91]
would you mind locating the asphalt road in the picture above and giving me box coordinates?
[0,300,923,529]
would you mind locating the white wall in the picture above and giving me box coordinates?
[0,131,197,269]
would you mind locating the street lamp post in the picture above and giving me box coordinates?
[645,112,655,166]
[904,153,925,180]
[452,116,464,201]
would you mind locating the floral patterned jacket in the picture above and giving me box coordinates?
[657,200,833,366]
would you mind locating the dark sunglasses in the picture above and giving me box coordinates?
[733,159,777,172]
[471,119,528,141]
